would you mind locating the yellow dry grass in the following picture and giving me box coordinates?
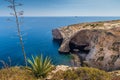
[0,67,37,80]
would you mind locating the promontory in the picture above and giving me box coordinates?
[52,20,120,71]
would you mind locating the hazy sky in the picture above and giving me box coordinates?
[0,0,120,16]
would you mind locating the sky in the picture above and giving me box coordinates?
[0,0,120,16]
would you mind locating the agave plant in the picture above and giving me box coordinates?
[27,55,52,78]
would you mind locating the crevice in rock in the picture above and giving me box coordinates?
[69,42,90,66]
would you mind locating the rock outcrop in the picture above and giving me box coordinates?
[52,20,120,71]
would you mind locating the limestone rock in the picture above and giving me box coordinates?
[52,29,63,40]
[70,28,120,71]
[52,20,120,71]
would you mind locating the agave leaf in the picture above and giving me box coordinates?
[27,59,35,70]
[40,54,43,68]
[28,56,37,73]
[43,57,51,69]
[27,54,52,78]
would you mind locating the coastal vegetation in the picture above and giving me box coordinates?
[5,0,27,66]
[0,63,119,80]
[51,67,111,80]
[27,55,53,78]
[0,0,120,80]
[0,54,120,80]
[0,67,37,80]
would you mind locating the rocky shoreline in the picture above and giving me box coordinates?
[52,20,120,71]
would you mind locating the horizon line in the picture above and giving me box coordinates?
[0,15,120,17]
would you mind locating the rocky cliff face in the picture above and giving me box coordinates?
[52,20,120,71]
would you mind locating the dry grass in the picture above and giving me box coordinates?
[51,67,111,80]
[1,66,120,80]
[0,67,37,80]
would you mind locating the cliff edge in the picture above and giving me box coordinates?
[52,20,120,71]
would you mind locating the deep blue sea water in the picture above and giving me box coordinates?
[0,17,120,67]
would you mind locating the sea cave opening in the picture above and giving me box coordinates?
[69,42,90,54]
[69,42,90,66]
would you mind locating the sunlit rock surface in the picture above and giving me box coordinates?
[52,20,120,71]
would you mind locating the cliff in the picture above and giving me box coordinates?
[52,20,120,71]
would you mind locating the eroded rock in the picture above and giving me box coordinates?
[52,20,120,71]
[70,29,120,71]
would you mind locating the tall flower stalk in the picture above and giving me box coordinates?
[5,0,27,66]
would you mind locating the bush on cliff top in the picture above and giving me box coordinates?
[51,67,111,80]
[0,66,113,80]
[0,67,37,80]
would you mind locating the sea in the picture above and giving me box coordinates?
[0,16,120,67]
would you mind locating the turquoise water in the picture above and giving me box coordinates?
[0,17,120,67]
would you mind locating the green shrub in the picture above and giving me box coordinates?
[63,69,80,80]
[76,67,111,80]
[27,55,52,78]
[52,67,111,80]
